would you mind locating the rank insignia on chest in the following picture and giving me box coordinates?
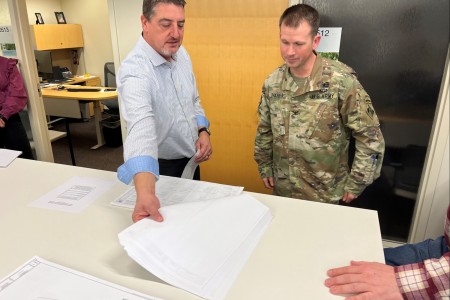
[320,82,330,93]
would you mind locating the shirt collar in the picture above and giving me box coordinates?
[138,36,179,67]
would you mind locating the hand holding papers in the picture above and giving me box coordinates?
[181,150,200,179]
[119,194,272,300]
[111,175,244,209]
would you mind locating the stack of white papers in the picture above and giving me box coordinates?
[119,194,272,300]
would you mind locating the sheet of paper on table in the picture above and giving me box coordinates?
[111,175,244,209]
[0,256,163,300]
[0,149,21,168]
[29,176,117,213]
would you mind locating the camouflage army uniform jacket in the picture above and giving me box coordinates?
[254,55,385,202]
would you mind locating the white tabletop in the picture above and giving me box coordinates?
[0,159,384,299]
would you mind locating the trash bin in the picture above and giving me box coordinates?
[101,116,122,147]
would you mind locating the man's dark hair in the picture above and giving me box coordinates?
[279,4,320,37]
[143,0,186,20]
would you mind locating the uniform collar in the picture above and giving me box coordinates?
[281,53,328,96]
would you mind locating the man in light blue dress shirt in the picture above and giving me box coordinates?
[117,0,212,223]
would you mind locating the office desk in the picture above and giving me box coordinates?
[0,159,384,300]
[41,85,118,149]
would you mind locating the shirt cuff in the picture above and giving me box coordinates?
[196,115,210,128]
[117,156,159,184]
[344,179,365,196]
[258,165,274,178]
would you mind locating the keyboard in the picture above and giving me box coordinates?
[48,79,70,84]
[66,88,102,92]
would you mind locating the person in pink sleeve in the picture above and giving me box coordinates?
[325,205,450,299]
[0,56,33,159]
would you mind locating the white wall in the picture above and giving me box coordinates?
[25,0,61,25]
[62,0,113,85]
[410,47,450,243]
[424,135,449,238]
[0,0,11,24]
[23,0,113,84]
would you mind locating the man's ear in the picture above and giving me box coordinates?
[312,34,321,51]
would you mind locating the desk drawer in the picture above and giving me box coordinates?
[85,77,101,86]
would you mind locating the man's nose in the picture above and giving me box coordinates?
[170,24,181,39]
[286,45,295,55]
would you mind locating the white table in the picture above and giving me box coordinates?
[0,159,384,299]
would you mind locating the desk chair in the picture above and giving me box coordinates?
[102,62,120,116]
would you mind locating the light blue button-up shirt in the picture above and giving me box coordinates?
[117,36,209,184]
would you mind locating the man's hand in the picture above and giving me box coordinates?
[262,177,274,190]
[342,191,358,203]
[0,119,5,128]
[132,172,163,223]
[325,261,402,300]
[195,130,212,162]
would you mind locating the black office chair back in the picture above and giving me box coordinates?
[104,62,116,87]
[102,62,120,114]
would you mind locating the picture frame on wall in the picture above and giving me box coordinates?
[35,13,44,24]
[54,12,66,24]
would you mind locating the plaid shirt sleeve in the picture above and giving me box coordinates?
[394,206,450,299]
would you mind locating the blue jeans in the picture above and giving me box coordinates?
[384,236,449,266]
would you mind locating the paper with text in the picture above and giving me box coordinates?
[29,176,116,213]
[111,175,244,209]
[0,256,162,299]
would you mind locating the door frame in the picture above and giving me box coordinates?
[7,0,53,162]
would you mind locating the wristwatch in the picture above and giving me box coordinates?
[0,114,6,123]
[198,127,211,136]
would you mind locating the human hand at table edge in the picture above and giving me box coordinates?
[132,172,163,223]
[342,191,358,203]
[262,177,274,190]
[324,261,402,300]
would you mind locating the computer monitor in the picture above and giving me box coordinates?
[34,50,53,80]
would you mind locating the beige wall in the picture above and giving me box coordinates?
[0,0,11,24]
[61,0,113,85]
[25,0,61,25]
[23,0,113,85]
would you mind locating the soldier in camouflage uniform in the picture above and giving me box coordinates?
[254,4,385,204]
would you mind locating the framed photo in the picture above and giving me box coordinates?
[54,12,66,24]
[35,13,44,24]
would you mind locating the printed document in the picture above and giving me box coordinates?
[29,176,116,213]
[111,175,244,209]
[0,256,162,299]
[119,194,272,300]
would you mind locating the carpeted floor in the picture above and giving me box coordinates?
[50,115,123,172]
